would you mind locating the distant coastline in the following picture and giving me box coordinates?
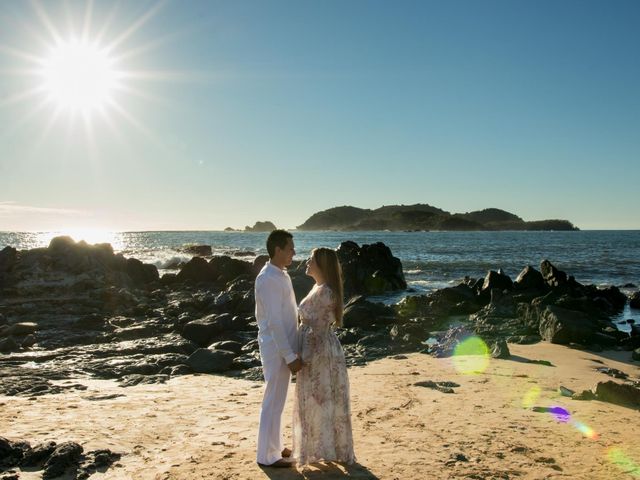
[296,204,579,232]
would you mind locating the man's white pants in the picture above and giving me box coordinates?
[256,353,291,465]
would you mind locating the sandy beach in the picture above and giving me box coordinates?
[2,342,639,480]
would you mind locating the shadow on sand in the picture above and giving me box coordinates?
[259,461,379,479]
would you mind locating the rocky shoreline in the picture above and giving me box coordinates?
[1,236,639,406]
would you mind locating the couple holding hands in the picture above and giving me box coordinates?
[255,230,355,468]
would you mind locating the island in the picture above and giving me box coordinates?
[244,221,277,232]
[297,204,578,231]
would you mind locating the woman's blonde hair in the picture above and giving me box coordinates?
[311,247,344,326]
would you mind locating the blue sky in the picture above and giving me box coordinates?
[1,0,638,231]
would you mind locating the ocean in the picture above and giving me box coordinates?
[2,230,639,328]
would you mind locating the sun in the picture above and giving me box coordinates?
[40,39,120,113]
[1,0,187,144]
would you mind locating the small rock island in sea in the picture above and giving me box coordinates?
[224,221,277,232]
[297,204,579,231]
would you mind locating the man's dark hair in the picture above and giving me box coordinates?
[266,229,293,258]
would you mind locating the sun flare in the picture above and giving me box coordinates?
[40,40,120,113]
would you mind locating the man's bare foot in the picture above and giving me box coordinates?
[281,447,292,458]
[257,458,293,468]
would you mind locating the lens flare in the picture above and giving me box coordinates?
[573,421,598,440]
[522,386,541,409]
[607,447,640,477]
[548,406,571,423]
[452,336,490,375]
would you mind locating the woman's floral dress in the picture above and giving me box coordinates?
[292,284,355,465]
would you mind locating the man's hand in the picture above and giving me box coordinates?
[287,357,303,373]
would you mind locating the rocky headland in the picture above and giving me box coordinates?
[297,204,579,231]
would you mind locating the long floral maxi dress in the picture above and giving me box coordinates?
[292,284,355,465]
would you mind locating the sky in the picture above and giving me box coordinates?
[0,0,639,231]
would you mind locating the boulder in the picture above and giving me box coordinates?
[21,441,57,467]
[210,340,244,354]
[253,255,270,273]
[0,246,17,286]
[538,305,598,344]
[0,336,20,353]
[390,321,428,348]
[183,245,212,256]
[182,314,234,347]
[4,322,38,336]
[343,297,397,329]
[514,266,546,292]
[397,285,481,319]
[630,291,640,309]
[21,334,37,348]
[209,256,254,284]
[125,257,159,285]
[290,269,315,303]
[633,348,640,362]
[43,441,83,479]
[337,241,406,297]
[187,348,236,373]
[176,257,215,283]
[491,338,511,359]
[540,260,568,288]
[481,270,513,293]
[0,437,30,468]
[594,381,640,408]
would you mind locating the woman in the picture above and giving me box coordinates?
[292,247,355,465]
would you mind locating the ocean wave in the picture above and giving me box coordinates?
[405,269,424,275]
[154,254,193,270]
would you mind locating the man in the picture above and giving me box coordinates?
[255,229,302,468]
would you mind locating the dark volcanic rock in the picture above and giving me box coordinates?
[514,266,547,292]
[43,441,83,479]
[471,293,537,341]
[337,241,406,297]
[594,381,640,408]
[182,313,234,347]
[630,291,640,309]
[77,449,121,479]
[429,326,471,358]
[390,320,430,349]
[0,245,18,280]
[0,376,88,397]
[540,260,568,287]
[538,305,598,344]
[491,338,511,359]
[210,340,244,354]
[209,256,254,284]
[187,348,236,373]
[176,257,215,283]
[481,270,513,293]
[0,437,30,468]
[174,255,254,286]
[2,322,38,336]
[0,336,20,353]
[343,296,397,329]
[125,257,159,285]
[397,284,481,319]
[21,441,58,467]
[0,437,119,480]
[183,245,212,256]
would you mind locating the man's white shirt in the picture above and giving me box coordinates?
[255,262,298,364]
